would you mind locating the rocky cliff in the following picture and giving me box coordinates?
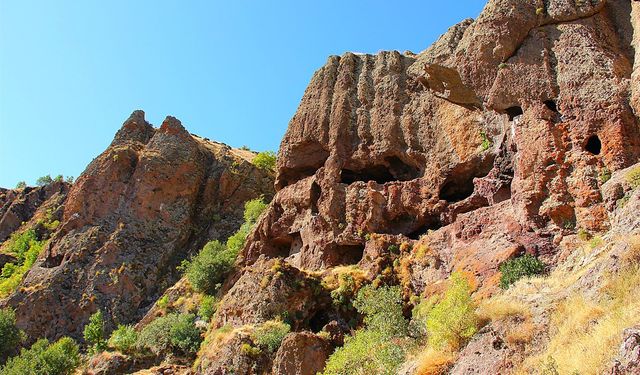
[2,0,640,374]
[0,111,274,343]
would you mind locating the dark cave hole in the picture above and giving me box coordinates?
[544,100,558,113]
[340,156,420,185]
[407,218,443,240]
[309,310,330,333]
[505,106,524,121]
[276,143,329,189]
[439,159,494,203]
[335,244,365,265]
[310,182,321,214]
[288,232,303,257]
[439,179,476,202]
[585,135,602,155]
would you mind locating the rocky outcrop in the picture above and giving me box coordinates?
[240,0,640,296]
[610,326,640,375]
[1,111,274,343]
[0,182,70,243]
[271,332,332,375]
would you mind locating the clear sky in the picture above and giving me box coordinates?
[0,1,486,188]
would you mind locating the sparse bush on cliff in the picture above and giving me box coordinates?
[322,285,409,375]
[83,310,107,354]
[420,272,478,350]
[499,254,545,289]
[137,313,202,356]
[35,175,53,186]
[0,308,24,358]
[108,325,137,354]
[198,295,217,322]
[14,181,26,189]
[252,319,290,353]
[181,197,267,294]
[0,229,44,297]
[627,165,640,188]
[252,151,277,172]
[0,337,80,375]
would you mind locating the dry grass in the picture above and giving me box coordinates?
[477,297,531,325]
[321,265,367,290]
[520,264,640,374]
[414,347,456,375]
[505,320,536,345]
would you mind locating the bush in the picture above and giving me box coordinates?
[198,295,217,322]
[322,285,409,375]
[253,320,290,352]
[83,310,107,354]
[14,181,26,189]
[137,313,202,356]
[252,151,277,171]
[0,230,44,297]
[0,308,24,358]
[354,284,407,337]
[424,272,478,350]
[499,254,545,289]
[182,240,235,294]
[627,166,640,189]
[0,337,80,375]
[35,175,53,187]
[108,325,137,354]
[321,330,407,375]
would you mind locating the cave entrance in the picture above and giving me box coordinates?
[585,135,601,155]
[505,106,523,121]
[340,156,420,185]
[544,100,558,113]
[334,244,365,265]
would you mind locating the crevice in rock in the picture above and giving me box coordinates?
[585,135,602,155]
[505,106,524,121]
[334,244,364,265]
[288,232,303,257]
[439,158,494,203]
[276,142,329,189]
[308,310,330,333]
[340,156,420,185]
[310,182,321,214]
[407,218,443,240]
[544,99,559,113]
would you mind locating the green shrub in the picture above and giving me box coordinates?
[156,295,169,309]
[198,295,217,322]
[108,325,137,354]
[83,310,107,354]
[181,197,267,294]
[322,330,407,375]
[253,320,290,352]
[0,308,24,358]
[252,151,277,172]
[137,313,202,356]
[65,176,74,184]
[0,337,80,375]
[354,284,407,337]
[35,175,53,187]
[0,230,45,297]
[599,167,611,184]
[14,181,26,189]
[322,285,409,375]
[480,131,492,151]
[181,240,235,294]
[499,254,545,289]
[424,272,478,350]
[627,166,640,189]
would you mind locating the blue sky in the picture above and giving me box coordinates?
[0,1,486,188]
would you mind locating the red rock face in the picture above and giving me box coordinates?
[242,0,640,293]
[1,111,274,343]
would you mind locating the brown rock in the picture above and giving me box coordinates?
[271,332,332,375]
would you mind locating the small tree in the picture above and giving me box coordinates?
[108,325,137,354]
[252,151,277,172]
[253,319,290,352]
[35,175,53,187]
[14,181,26,189]
[0,308,24,358]
[499,254,545,289]
[83,310,106,354]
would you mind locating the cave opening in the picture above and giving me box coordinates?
[340,156,419,185]
[439,179,475,202]
[310,182,321,214]
[438,159,494,203]
[308,310,330,333]
[505,106,524,121]
[544,100,558,113]
[407,218,443,240]
[585,135,602,155]
[334,244,365,265]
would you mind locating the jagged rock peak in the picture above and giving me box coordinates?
[111,109,154,145]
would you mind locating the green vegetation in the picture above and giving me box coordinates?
[252,319,290,352]
[0,308,24,358]
[498,62,508,69]
[198,295,217,322]
[0,337,80,375]
[35,175,53,186]
[330,272,357,309]
[536,7,545,15]
[0,229,45,297]
[322,285,409,375]
[422,273,478,350]
[480,131,492,151]
[137,313,202,356]
[599,167,611,184]
[499,254,545,289]
[108,325,137,354]
[14,181,26,189]
[627,166,640,189]
[83,310,107,354]
[180,197,267,294]
[252,151,277,172]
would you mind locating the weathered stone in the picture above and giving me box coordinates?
[271,332,332,375]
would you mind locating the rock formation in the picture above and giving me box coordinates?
[0,111,274,343]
